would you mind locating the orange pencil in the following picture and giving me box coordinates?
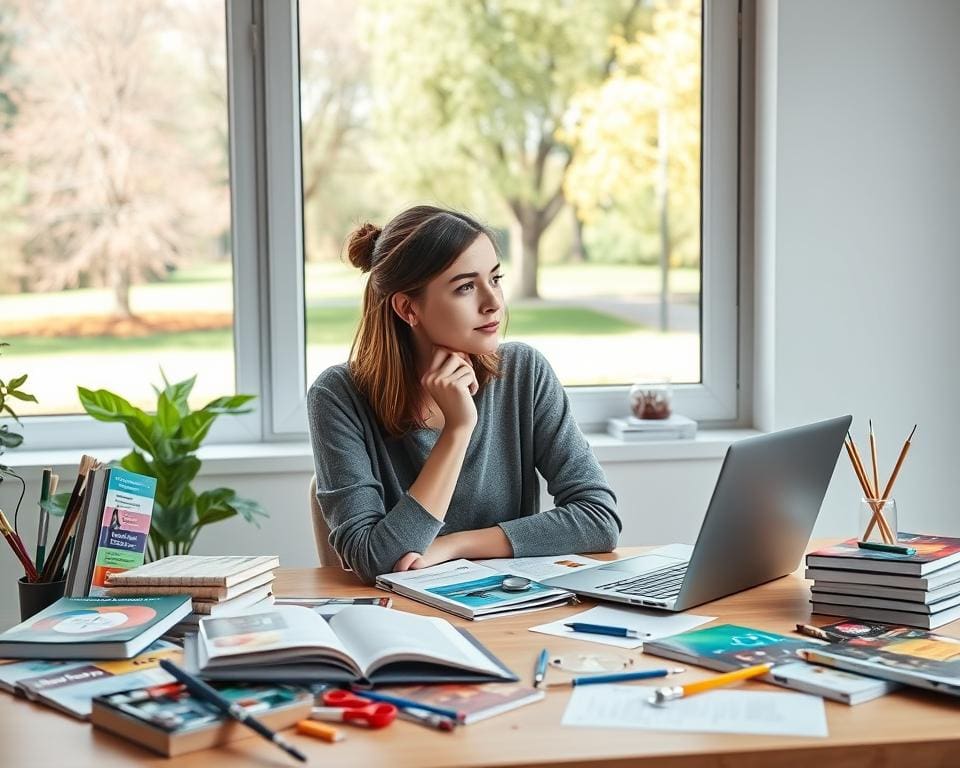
[648,662,774,705]
[845,437,895,543]
[868,420,880,499]
[296,720,344,743]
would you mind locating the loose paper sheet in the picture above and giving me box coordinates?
[562,685,828,737]
[529,606,715,649]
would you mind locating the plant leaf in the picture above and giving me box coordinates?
[6,374,27,390]
[155,392,181,438]
[163,375,196,416]
[119,450,154,478]
[7,390,38,403]
[40,492,72,518]
[200,394,256,415]
[0,426,23,448]
[181,411,217,451]
[227,495,269,527]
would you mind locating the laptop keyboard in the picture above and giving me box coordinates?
[597,563,688,599]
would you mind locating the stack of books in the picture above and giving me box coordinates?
[104,555,280,637]
[606,413,697,442]
[805,534,960,629]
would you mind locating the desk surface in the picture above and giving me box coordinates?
[4,546,960,768]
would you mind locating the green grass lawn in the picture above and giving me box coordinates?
[1,259,694,355]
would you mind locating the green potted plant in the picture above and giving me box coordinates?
[0,341,38,454]
[77,373,267,560]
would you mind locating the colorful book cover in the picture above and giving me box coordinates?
[807,534,960,571]
[15,642,181,719]
[89,469,157,596]
[0,596,190,646]
[643,623,896,704]
[426,575,558,609]
[384,682,544,724]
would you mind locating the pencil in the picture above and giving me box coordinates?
[648,662,774,705]
[868,420,880,499]
[864,425,917,541]
[0,506,39,581]
[845,437,895,543]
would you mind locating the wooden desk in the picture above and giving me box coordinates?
[4,548,960,768]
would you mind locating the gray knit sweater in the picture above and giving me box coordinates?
[306,341,620,584]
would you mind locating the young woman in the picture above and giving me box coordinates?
[307,205,620,584]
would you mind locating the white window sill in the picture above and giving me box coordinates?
[1,429,762,477]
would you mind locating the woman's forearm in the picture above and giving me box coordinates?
[407,427,472,522]
[445,526,514,560]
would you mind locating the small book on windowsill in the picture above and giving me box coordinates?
[606,414,697,442]
[182,604,517,686]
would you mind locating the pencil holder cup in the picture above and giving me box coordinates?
[858,498,899,544]
[18,577,66,621]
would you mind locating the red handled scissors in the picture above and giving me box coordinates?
[311,689,397,729]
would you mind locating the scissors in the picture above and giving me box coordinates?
[311,689,397,729]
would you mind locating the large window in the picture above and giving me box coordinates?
[1,0,742,451]
[299,0,703,389]
[0,1,237,418]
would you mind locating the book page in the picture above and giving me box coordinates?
[329,605,503,677]
[476,554,602,581]
[198,606,358,674]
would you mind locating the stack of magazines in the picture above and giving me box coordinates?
[805,534,960,629]
[606,413,697,441]
[105,555,280,638]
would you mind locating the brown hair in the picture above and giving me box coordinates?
[346,205,501,437]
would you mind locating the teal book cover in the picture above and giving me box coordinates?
[645,624,811,667]
[0,596,191,645]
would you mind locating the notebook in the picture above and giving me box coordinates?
[643,623,897,705]
[183,604,517,686]
[92,682,312,756]
[0,596,191,659]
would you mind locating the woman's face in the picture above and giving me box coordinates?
[409,233,504,356]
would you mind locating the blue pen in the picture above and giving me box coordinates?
[564,622,650,639]
[570,668,685,687]
[351,689,465,723]
[533,648,549,688]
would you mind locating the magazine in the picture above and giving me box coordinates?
[9,641,181,719]
[643,623,897,705]
[183,604,517,686]
[806,534,960,576]
[376,559,575,620]
[799,622,960,697]
[382,682,544,724]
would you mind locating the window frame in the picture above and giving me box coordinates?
[3,0,746,452]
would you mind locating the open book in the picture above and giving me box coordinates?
[376,559,575,619]
[183,605,516,686]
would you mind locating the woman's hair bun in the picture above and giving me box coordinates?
[345,222,382,273]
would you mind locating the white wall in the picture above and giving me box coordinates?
[3,0,959,629]
[766,0,960,539]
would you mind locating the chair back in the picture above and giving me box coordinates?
[309,475,341,567]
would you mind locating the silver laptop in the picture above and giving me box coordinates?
[543,415,852,611]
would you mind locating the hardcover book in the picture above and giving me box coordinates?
[92,682,312,756]
[642,623,897,705]
[806,534,960,576]
[0,596,191,660]
[799,621,960,698]
[811,601,960,630]
[106,555,279,588]
[804,561,960,591]
[183,604,517,686]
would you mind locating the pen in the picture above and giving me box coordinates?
[648,662,774,705]
[564,622,649,639]
[795,623,836,642]
[350,689,465,723]
[567,667,685,687]
[396,706,457,732]
[533,648,549,688]
[857,540,916,556]
[159,660,307,762]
